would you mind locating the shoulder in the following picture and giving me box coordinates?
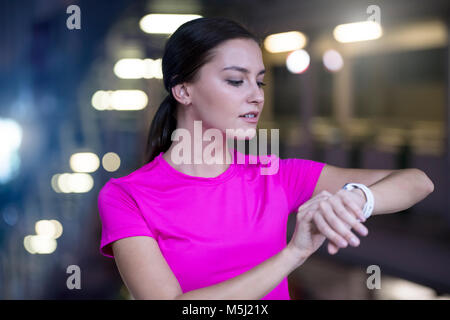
[99,157,163,197]
[276,156,327,186]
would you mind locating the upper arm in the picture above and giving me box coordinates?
[112,236,183,300]
[312,164,396,198]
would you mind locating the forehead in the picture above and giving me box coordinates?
[209,39,264,73]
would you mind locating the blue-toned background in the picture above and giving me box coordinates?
[0,0,449,299]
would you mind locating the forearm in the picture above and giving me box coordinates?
[175,246,309,300]
[351,168,434,216]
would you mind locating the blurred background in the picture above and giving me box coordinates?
[0,0,449,299]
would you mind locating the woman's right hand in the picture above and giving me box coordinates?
[286,190,369,259]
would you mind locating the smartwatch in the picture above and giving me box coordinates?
[342,183,374,219]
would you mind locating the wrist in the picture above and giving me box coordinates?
[343,183,375,219]
[351,188,366,208]
[283,245,310,269]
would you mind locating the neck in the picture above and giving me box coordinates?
[162,124,234,178]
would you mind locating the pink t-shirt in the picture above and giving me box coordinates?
[98,148,326,300]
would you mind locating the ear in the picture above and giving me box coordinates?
[171,83,192,106]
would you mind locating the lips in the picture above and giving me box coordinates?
[239,111,259,124]
[239,111,259,118]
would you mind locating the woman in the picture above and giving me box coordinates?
[97,17,434,300]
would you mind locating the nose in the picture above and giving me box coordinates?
[249,81,264,105]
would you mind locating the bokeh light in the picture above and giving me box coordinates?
[53,173,94,193]
[102,152,121,172]
[333,21,382,43]
[323,49,344,72]
[286,49,310,74]
[0,118,22,184]
[91,90,148,111]
[139,14,202,34]
[114,58,163,79]
[264,31,308,53]
[70,152,100,173]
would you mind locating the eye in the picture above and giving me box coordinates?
[227,80,267,88]
[227,80,243,86]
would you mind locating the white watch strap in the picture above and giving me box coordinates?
[342,183,374,219]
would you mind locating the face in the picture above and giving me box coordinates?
[181,38,265,141]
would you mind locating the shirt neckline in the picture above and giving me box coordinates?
[157,148,238,185]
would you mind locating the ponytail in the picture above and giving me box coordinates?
[145,93,177,163]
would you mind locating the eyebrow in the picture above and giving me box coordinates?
[221,66,265,75]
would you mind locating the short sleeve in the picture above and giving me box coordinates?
[278,158,327,213]
[98,179,155,258]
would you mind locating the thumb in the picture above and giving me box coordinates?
[298,209,315,224]
[297,209,318,235]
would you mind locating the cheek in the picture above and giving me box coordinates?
[193,102,234,134]
[193,81,251,134]
[198,89,239,122]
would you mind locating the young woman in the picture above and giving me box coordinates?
[97,17,434,300]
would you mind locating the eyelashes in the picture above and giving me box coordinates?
[227,80,266,88]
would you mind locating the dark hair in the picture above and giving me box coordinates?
[145,17,262,163]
